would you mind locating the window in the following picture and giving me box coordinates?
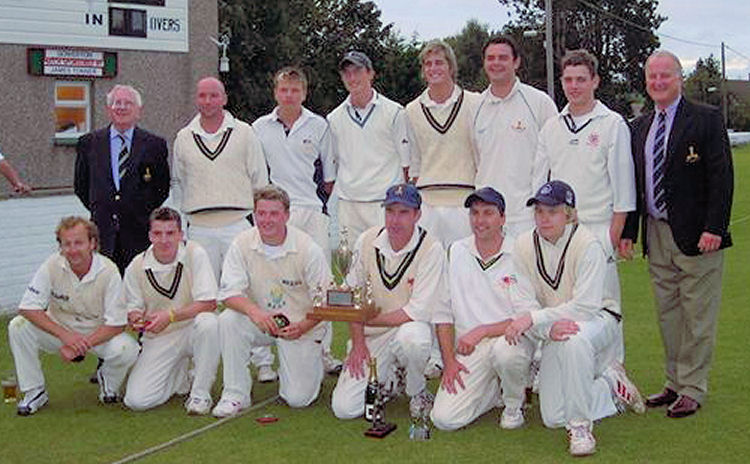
[109,0,165,5]
[109,7,147,38]
[54,81,90,139]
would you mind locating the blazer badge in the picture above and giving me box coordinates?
[143,166,152,182]
[686,145,700,163]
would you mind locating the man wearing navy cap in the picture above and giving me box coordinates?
[331,183,444,422]
[504,180,644,457]
[327,51,411,242]
[431,187,538,431]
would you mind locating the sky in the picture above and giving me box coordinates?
[372,0,750,79]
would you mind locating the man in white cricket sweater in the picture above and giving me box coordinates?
[473,35,558,238]
[8,217,139,416]
[534,49,636,362]
[405,39,480,247]
[331,183,444,421]
[504,181,644,457]
[212,186,331,417]
[122,207,220,415]
[172,77,275,382]
[327,51,411,242]
[431,187,537,431]
[252,66,342,375]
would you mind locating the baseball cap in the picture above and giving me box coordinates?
[339,51,373,71]
[464,187,506,212]
[382,183,421,209]
[526,180,576,207]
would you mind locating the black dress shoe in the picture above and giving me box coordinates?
[645,388,678,408]
[667,394,701,418]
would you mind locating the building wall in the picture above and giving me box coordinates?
[0,1,218,197]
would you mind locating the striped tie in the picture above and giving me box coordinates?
[117,134,129,181]
[652,111,667,212]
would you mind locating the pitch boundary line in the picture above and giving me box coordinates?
[110,394,280,464]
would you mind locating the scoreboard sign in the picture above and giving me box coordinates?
[0,0,189,53]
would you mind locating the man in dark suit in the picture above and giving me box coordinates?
[75,84,170,274]
[622,50,733,418]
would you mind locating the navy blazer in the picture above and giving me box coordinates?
[623,97,733,256]
[74,125,170,269]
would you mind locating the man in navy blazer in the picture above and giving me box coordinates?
[75,85,170,274]
[622,50,733,418]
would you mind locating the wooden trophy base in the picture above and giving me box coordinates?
[364,422,397,438]
[307,305,378,322]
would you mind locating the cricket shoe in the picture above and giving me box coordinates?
[500,407,524,429]
[257,365,278,383]
[567,419,596,457]
[603,361,646,414]
[322,351,343,375]
[17,387,49,416]
[409,389,435,419]
[212,397,250,418]
[185,396,212,415]
[424,361,443,380]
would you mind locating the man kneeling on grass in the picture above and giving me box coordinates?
[431,187,537,431]
[122,207,220,415]
[8,217,139,415]
[212,186,331,417]
[504,180,645,457]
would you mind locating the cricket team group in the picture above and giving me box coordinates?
[5,34,733,457]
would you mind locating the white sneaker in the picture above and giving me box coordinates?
[500,407,524,429]
[322,351,343,375]
[257,365,278,383]
[17,387,49,416]
[409,389,435,419]
[212,397,249,418]
[185,396,212,415]
[603,361,646,414]
[567,420,596,456]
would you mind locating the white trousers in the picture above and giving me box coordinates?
[337,199,384,244]
[583,220,624,362]
[538,312,619,428]
[419,204,471,249]
[217,309,324,408]
[431,335,535,431]
[123,312,220,410]
[289,206,330,261]
[188,219,274,367]
[331,321,432,419]
[7,315,138,396]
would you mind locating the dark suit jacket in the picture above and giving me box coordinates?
[623,97,733,256]
[74,125,170,270]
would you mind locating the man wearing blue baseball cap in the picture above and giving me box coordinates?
[504,180,644,456]
[332,183,445,423]
[431,187,539,431]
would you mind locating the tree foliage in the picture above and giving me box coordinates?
[218,0,422,121]
[684,55,722,107]
[497,0,665,114]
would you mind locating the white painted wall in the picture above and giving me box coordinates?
[0,194,87,315]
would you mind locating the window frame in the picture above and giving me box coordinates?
[53,80,91,142]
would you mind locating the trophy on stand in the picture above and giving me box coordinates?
[308,227,379,323]
[364,357,397,438]
[408,408,432,441]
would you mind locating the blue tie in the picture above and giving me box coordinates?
[652,111,667,212]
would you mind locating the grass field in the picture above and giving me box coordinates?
[2,145,749,463]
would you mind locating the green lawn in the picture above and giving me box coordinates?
[2,145,749,463]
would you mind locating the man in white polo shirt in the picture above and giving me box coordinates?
[533,49,636,361]
[8,217,139,416]
[327,51,410,242]
[212,186,330,417]
[405,39,481,247]
[331,183,443,421]
[431,187,536,431]
[473,35,558,238]
[122,207,220,415]
[252,66,342,375]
